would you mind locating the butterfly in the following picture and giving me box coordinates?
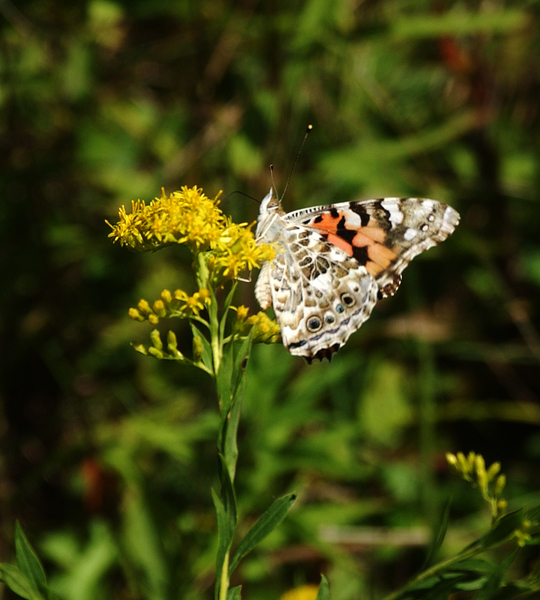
[255,190,460,363]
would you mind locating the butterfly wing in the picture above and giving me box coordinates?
[255,223,379,362]
[287,197,460,299]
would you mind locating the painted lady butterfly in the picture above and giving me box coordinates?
[255,190,459,363]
